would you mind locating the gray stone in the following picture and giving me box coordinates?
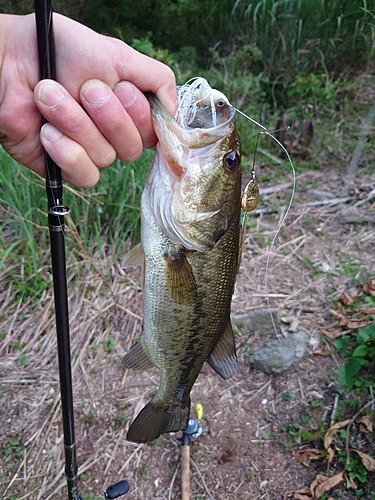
[338,206,374,224]
[248,330,309,375]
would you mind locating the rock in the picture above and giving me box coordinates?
[248,330,309,375]
[231,308,281,335]
[338,206,373,224]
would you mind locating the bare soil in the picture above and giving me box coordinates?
[1,141,375,498]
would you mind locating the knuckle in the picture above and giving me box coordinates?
[95,147,116,168]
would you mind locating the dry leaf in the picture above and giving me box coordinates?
[340,294,352,306]
[284,488,311,499]
[358,307,375,315]
[347,476,357,489]
[342,318,372,329]
[363,277,375,296]
[312,349,331,356]
[321,328,347,340]
[293,449,323,467]
[352,449,375,471]
[291,494,311,500]
[357,415,373,434]
[323,419,351,467]
[281,315,300,332]
[310,472,344,499]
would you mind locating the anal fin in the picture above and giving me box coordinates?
[207,320,238,379]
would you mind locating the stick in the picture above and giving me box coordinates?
[341,100,375,197]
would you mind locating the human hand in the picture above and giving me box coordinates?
[0,13,176,187]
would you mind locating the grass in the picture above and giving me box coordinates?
[0,146,153,302]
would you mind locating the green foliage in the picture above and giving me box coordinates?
[337,449,369,485]
[82,494,103,500]
[335,320,375,390]
[103,338,116,354]
[285,73,341,117]
[16,353,30,367]
[3,438,26,459]
[0,148,152,302]
[130,37,174,66]
[281,391,293,402]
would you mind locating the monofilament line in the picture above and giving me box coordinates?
[235,107,296,340]
[262,132,296,340]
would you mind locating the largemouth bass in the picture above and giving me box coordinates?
[122,78,242,443]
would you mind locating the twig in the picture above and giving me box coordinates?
[330,394,340,427]
[341,100,375,197]
[345,398,375,467]
[260,182,292,195]
[190,458,215,500]
[104,429,124,475]
[257,147,284,164]
[297,196,354,207]
[168,464,180,500]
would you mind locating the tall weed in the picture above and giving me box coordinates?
[0,147,151,299]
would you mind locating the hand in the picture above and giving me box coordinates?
[0,13,176,187]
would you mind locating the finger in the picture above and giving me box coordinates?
[113,81,157,148]
[34,79,116,168]
[80,79,151,160]
[113,43,177,116]
[40,123,100,188]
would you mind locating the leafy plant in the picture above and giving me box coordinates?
[103,338,116,354]
[335,320,375,390]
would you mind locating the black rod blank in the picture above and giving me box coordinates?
[34,2,81,499]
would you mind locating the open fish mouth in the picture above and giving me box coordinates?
[145,78,236,151]
[175,77,235,129]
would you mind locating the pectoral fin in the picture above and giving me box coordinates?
[122,243,145,289]
[122,243,144,268]
[207,321,238,379]
[121,337,156,371]
[164,250,197,304]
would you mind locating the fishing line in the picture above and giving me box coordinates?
[236,109,296,339]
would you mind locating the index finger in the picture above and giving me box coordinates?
[111,40,177,116]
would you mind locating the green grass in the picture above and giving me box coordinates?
[0,146,152,300]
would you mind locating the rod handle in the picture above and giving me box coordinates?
[181,444,190,500]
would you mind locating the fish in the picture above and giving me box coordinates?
[121,78,242,443]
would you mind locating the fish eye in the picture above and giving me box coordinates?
[224,151,240,171]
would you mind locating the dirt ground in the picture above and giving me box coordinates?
[1,154,374,500]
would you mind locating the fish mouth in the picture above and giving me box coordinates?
[145,91,236,136]
[146,88,236,179]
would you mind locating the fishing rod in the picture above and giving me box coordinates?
[180,404,209,500]
[34,1,129,498]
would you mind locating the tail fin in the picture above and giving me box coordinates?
[127,400,190,443]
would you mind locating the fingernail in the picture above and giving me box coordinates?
[37,81,66,109]
[81,81,111,108]
[114,82,137,108]
[41,123,63,143]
